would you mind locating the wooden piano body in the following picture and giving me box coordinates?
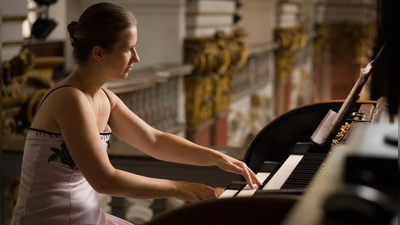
[243,100,375,172]
[218,40,397,223]
[220,96,398,225]
[219,98,377,196]
[281,99,398,225]
[145,96,396,225]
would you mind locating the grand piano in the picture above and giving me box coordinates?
[218,38,398,225]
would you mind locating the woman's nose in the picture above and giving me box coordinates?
[133,51,140,63]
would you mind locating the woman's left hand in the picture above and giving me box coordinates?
[215,154,261,189]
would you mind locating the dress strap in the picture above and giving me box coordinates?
[101,87,110,101]
[32,85,111,122]
[31,85,74,121]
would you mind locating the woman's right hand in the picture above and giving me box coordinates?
[173,181,217,203]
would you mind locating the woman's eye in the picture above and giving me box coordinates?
[128,47,135,52]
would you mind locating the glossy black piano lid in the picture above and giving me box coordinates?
[244,48,385,174]
[243,101,355,172]
[244,47,384,173]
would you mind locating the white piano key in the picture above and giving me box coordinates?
[218,189,238,198]
[236,172,271,197]
[262,154,304,190]
[255,172,272,184]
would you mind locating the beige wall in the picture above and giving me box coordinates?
[238,0,277,47]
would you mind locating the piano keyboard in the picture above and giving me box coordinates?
[280,152,326,189]
[261,154,303,190]
[219,161,280,198]
[219,144,327,198]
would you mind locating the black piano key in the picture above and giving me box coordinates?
[225,181,247,190]
[254,188,306,195]
[224,181,248,197]
[257,161,282,188]
[225,151,327,196]
[261,171,276,188]
[258,161,281,173]
[280,152,327,189]
[284,176,314,180]
[289,142,315,155]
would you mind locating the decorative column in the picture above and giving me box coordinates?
[184,0,248,147]
[314,0,377,100]
[184,29,248,146]
[227,0,277,149]
[274,2,307,116]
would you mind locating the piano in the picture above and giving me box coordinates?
[218,44,398,224]
[281,115,398,225]
[219,100,378,199]
[219,54,381,198]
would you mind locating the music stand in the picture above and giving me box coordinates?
[311,45,385,150]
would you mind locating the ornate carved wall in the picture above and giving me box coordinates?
[184,30,248,126]
[313,0,377,100]
[183,0,250,147]
[274,2,313,116]
[226,0,277,149]
[315,23,376,64]
[2,48,63,137]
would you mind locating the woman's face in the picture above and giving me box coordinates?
[103,26,139,80]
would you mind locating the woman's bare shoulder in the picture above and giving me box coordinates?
[30,84,88,132]
[44,84,85,105]
[101,86,120,108]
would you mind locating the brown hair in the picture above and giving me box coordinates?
[67,2,137,65]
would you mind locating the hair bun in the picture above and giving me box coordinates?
[67,21,78,35]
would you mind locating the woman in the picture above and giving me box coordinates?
[11,2,260,225]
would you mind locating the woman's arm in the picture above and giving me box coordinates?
[53,88,215,202]
[105,88,261,188]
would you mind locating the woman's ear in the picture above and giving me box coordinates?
[92,46,104,64]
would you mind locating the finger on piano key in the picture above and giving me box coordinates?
[236,161,283,196]
[219,161,281,198]
[236,172,270,197]
[262,154,304,190]
[218,181,247,198]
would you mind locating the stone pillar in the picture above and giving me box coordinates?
[314,0,377,101]
[274,2,308,116]
[211,111,229,147]
[186,119,214,146]
[184,0,246,147]
[227,0,277,148]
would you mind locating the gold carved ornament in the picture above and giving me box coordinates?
[320,23,376,63]
[229,28,249,71]
[203,42,218,74]
[183,29,249,126]
[212,71,233,114]
[184,30,249,76]
[214,33,232,75]
[313,24,330,64]
[274,27,307,81]
[184,75,214,126]
[184,32,233,76]
[184,42,208,75]
[2,47,54,135]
